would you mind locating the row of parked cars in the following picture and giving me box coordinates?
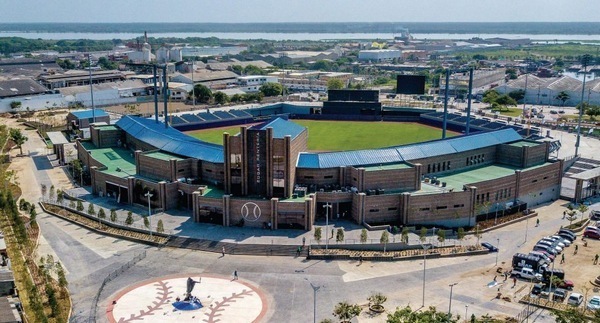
[582,224,600,239]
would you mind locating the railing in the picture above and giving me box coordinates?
[87,250,146,323]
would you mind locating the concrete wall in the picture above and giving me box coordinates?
[0,93,65,113]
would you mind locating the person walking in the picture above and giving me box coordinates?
[233,270,238,280]
[222,246,225,257]
[560,254,565,264]
[594,254,599,265]
[574,244,578,255]
[302,237,306,246]
[512,277,517,288]
[535,218,540,227]
[563,210,566,219]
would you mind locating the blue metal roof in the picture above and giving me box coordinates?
[70,109,108,119]
[115,116,224,163]
[297,128,523,169]
[252,117,306,139]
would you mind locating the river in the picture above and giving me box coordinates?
[2,31,600,41]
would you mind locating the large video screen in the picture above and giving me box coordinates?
[328,89,379,102]
[396,75,426,94]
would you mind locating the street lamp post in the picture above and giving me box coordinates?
[448,282,458,318]
[323,203,332,250]
[421,243,431,307]
[465,304,469,322]
[306,278,321,323]
[144,191,153,239]
[495,238,500,266]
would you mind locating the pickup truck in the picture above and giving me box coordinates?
[511,267,543,281]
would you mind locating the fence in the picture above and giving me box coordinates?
[87,250,147,323]
[515,303,536,323]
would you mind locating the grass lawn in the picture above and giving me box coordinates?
[496,108,524,118]
[186,120,457,151]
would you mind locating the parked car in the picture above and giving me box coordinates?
[534,244,559,256]
[557,280,575,290]
[531,283,543,295]
[583,229,600,239]
[529,251,552,263]
[511,267,543,281]
[557,232,576,242]
[590,210,600,221]
[536,240,563,253]
[550,235,571,246]
[553,288,568,302]
[587,295,600,310]
[559,228,576,237]
[531,249,555,261]
[481,242,499,252]
[540,238,566,248]
[567,293,584,306]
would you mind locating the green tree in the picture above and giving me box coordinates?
[56,189,64,204]
[360,228,368,243]
[189,84,212,103]
[9,128,28,155]
[231,64,243,75]
[550,307,587,323]
[10,101,22,110]
[437,229,446,246]
[87,203,95,216]
[29,207,37,225]
[326,78,344,90]
[311,60,334,71]
[125,211,134,225]
[332,301,362,322]
[555,91,570,106]
[314,227,322,244]
[110,209,117,222]
[69,199,76,209]
[508,89,526,102]
[230,93,243,103]
[143,215,149,228]
[419,227,427,242]
[401,227,409,244]
[45,282,59,317]
[381,230,390,252]
[55,262,68,291]
[97,207,106,219]
[259,82,284,97]
[76,200,84,212]
[243,64,265,75]
[49,185,55,201]
[387,305,457,323]
[213,91,229,105]
[457,227,465,245]
[336,228,344,243]
[157,219,164,233]
[368,292,387,308]
[98,56,118,70]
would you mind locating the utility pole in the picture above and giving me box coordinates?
[88,53,95,123]
[576,55,591,156]
[465,68,474,135]
[442,69,450,139]
[421,243,431,307]
[448,282,458,318]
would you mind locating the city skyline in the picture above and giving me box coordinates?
[2,0,599,23]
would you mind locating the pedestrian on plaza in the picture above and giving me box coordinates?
[560,254,565,264]
[233,270,238,280]
[359,255,363,265]
[595,254,599,265]
[512,277,517,288]
[493,275,497,282]
[222,246,225,257]
[563,210,566,219]
[302,237,306,246]
[574,245,578,254]
[536,219,540,227]
[504,271,508,281]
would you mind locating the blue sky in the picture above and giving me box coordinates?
[2,0,599,23]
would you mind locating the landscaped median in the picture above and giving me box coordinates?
[39,202,169,245]
[308,245,489,261]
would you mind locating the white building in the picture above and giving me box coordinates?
[58,79,149,107]
[358,49,402,62]
[237,75,279,92]
[499,74,600,106]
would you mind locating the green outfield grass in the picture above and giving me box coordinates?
[186,120,458,151]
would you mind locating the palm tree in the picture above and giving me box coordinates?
[555,91,570,108]
[9,128,28,155]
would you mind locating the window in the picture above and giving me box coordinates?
[486,192,490,202]
[427,164,431,173]
[388,207,398,211]
[419,207,430,211]
[205,169,212,173]
[324,175,333,179]
[436,206,448,210]
[178,169,185,173]
[304,176,314,179]
[447,161,451,169]
[532,179,538,183]
[454,204,464,208]
[369,209,380,212]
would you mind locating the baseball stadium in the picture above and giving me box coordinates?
[74,89,563,231]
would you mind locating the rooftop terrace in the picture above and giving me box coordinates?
[81,141,136,178]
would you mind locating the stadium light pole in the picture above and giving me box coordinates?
[575,55,591,157]
[144,191,153,239]
[448,282,458,318]
[88,53,95,123]
[323,203,332,250]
